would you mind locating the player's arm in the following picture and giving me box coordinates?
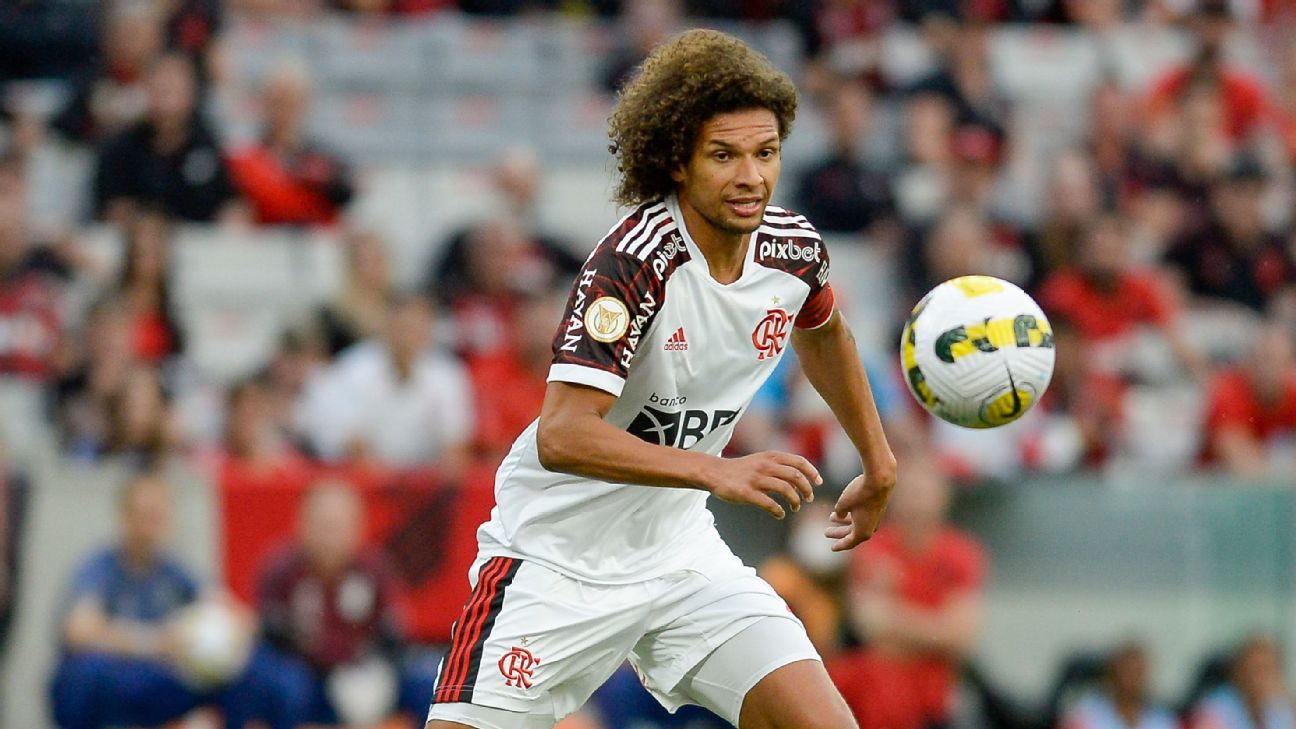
[791,310,898,551]
[536,382,819,519]
[852,587,982,657]
[63,596,177,660]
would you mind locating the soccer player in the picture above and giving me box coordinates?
[426,29,897,729]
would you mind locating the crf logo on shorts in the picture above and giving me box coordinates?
[752,308,792,361]
[499,646,540,688]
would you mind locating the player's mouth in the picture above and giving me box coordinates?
[725,197,764,218]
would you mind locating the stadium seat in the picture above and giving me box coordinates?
[307,16,427,94]
[225,17,313,89]
[170,228,343,381]
[989,27,1103,102]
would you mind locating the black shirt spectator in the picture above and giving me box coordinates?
[794,79,895,235]
[1163,159,1295,313]
[93,53,239,225]
[1164,223,1295,313]
[96,116,235,223]
[50,1,164,145]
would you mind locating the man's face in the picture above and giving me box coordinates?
[673,108,782,238]
[121,479,172,558]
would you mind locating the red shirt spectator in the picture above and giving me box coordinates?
[1038,270,1176,342]
[0,271,62,380]
[1145,67,1271,143]
[830,524,986,729]
[1204,370,1296,466]
[829,462,986,729]
[258,544,405,671]
[468,350,547,463]
[228,62,354,227]
[227,145,353,227]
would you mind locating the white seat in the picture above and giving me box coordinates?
[989,27,1103,102]
[308,17,427,93]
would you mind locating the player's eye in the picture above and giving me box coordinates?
[759,148,777,159]
[713,151,730,162]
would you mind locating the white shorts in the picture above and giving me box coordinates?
[426,553,819,727]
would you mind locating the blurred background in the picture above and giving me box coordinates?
[4,0,1296,727]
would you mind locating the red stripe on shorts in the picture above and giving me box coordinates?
[435,557,510,703]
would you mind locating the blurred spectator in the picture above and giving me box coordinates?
[217,378,314,492]
[316,229,391,357]
[50,0,165,146]
[1144,0,1272,146]
[1190,636,1295,729]
[297,293,474,471]
[432,216,579,360]
[1028,150,1104,281]
[1038,213,1204,381]
[228,61,356,227]
[1059,642,1177,729]
[794,81,898,239]
[905,205,1028,303]
[49,474,300,729]
[1036,315,1127,468]
[910,22,1009,138]
[1087,80,1137,203]
[94,52,243,225]
[257,479,438,726]
[262,325,328,441]
[469,288,563,463]
[1163,157,1295,313]
[894,94,957,223]
[117,208,185,363]
[601,0,685,93]
[428,149,583,308]
[0,154,68,381]
[55,296,138,460]
[804,0,894,93]
[104,364,180,469]
[828,458,986,729]
[1202,323,1296,476]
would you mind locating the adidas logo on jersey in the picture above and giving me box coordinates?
[664,327,688,351]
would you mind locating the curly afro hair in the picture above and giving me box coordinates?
[608,29,798,208]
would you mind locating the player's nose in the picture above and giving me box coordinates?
[733,154,762,188]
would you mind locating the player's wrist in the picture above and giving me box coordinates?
[684,452,723,494]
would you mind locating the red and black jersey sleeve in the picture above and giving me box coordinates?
[548,213,689,396]
[754,208,835,329]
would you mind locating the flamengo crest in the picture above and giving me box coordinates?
[499,646,539,688]
[752,308,792,361]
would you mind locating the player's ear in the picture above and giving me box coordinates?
[670,163,686,184]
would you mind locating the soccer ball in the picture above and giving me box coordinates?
[900,275,1055,429]
[171,600,253,690]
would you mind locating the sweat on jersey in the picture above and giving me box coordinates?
[476,194,835,584]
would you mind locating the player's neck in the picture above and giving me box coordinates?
[676,198,749,285]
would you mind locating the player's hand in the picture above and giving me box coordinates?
[704,451,821,519]
[825,459,898,551]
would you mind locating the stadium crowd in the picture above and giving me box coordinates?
[3,0,1296,727]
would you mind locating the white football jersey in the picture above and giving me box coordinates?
[476,195,835,584]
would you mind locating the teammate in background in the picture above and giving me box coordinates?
[426,29,896,729]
